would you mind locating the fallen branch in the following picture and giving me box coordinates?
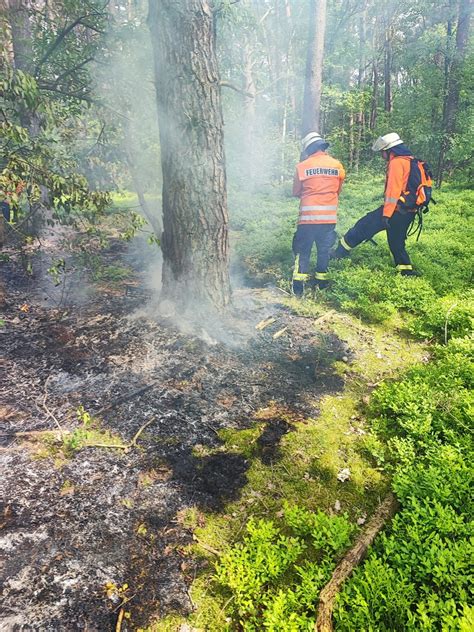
[315,493,399,632]
[272,327,288,339]
[96,382,159,415]
[314,310,336,325]
[41,376,64,438]
[87,417,157,452]
[192,534,221,557]
[2,418,157,453]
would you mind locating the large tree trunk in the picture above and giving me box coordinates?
[302,0,327,134]
[8,0,34,75]
[148,0,231,312]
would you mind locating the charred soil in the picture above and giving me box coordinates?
[0,240,348,631]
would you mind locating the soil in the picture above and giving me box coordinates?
[0,237,350,631]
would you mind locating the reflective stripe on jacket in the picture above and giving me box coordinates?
[383,155,412,218]
[293,151,345,225]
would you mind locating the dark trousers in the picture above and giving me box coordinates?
[293,223,337,274]
[1,201,10,222]
[344,206,414,266]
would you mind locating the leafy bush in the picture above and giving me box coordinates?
[334,338,474,631]
[215,504,354,630]
[408,292,474,342]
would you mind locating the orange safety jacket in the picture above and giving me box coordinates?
[293,151,345,225]
[383,154,412,218]
[1,181,25,204]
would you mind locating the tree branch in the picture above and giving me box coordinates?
[315,493,399,632]
[51,57,95,87]
[220,80,255,98]
[34,12,104,75]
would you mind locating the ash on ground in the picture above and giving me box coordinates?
[0,238,349,631]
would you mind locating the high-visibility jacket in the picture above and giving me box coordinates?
[293,151,345,225]
[1,181,24,204]
[383,154,412,218]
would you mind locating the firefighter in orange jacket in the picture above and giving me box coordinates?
[292,132,345,296]
[332,133,418,276]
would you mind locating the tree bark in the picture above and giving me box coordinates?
[369,60,378,130]
[437,0,473,186]
[8,0,34,76]
[383,20,393,113]
[302,0,327,134]
[148,0,231,312]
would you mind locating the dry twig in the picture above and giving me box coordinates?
[41,376,64,437]
[315,493,399,632]
[255,316,276,330]
[88,417,157,452]
[115,608,124,632]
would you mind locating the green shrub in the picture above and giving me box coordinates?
[215,505,355,630]
[409,292,474,342]
[335,338,474,631]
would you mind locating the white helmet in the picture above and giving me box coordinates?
[372,133,403,152]
[301,131,328,153]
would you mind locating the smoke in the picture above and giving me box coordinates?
[87,2,298,346]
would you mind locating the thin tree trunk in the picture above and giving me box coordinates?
[148,0,231,312]
[355,1,367,172]
[242,37,257,187]
[280,0,292,181]
[8,0,46,237]
[383,20,393,113]
[125,148,162,239]
[302,0,327,134]
[437,0,472,186]
[370,60,378,130]
[348,111,355,169]
[8,0,34,76]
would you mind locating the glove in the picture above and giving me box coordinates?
[382,216,391,230]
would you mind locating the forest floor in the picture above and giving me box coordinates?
[0,232,425,631]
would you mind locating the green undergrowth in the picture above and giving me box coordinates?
[232,176,473,342]
[163,336,473,632]
[335,337,474,631]
[149,177,471,630]
[32,406,125,462]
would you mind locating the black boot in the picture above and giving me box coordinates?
[292,280,304,297]
[331,242,351,259]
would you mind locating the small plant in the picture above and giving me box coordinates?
[47,258,66,286]
[215,506,355,629]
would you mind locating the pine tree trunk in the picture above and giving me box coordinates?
[383,21,393,113]
[148,0,231,312]
[302,0,327,134]
[370,60,378,130]
[437,0,472,186]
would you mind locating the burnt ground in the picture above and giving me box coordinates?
[0,238,350,631]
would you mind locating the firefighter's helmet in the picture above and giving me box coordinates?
[301,132,329,153]
[372,133,403,152]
